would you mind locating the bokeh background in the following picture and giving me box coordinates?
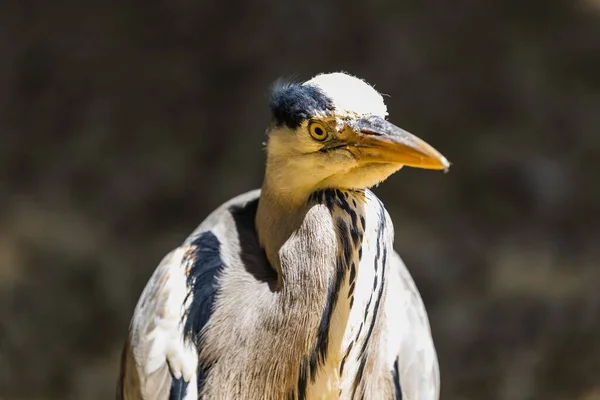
[1,0,600,399]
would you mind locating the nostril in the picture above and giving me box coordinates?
[360,129,383,136]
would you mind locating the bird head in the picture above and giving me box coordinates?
[264,72,450,201]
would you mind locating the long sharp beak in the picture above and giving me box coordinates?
[350,115,450,171]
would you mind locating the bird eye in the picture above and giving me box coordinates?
[308,121,329,141]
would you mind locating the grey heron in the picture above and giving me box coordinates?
[118,72,449,399]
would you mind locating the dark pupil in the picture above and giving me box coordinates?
[314,127,323,136]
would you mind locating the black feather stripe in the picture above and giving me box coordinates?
[287,388,296,400]
[351,204,387,397]
[353,359,367,399]
[312,254,346,380]
[182,231,226,395]
[169,377,189,400]
[308,189,365,382]
[348,260,357,299]
[298,358,308,400]
[393,359,403,400]
[348,281,356,299]
[183,231,224,340]
[339,340,354,375]
[357,208,387,360]
[337,219,353,264]
[349,262,357,284]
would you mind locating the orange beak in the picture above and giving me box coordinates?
[349,115,450,171]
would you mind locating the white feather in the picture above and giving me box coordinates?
[127,247,199,399]
[304,72,388,118]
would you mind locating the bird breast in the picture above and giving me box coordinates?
[305,188,393,399]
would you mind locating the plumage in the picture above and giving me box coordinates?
[118,72,448,399]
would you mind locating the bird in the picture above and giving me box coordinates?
[117,72,449,400]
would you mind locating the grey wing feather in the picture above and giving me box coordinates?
[390,250,440,400]
[117,248,198,400]
[117,190,260,400]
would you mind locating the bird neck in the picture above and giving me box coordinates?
[256,184,378,395]
[255,178,369,290]
[256,183,394,392]
[255,180,310,278]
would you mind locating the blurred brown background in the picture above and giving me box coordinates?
[1,0,600,399]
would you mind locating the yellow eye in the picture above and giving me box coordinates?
[308,121,329,141]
